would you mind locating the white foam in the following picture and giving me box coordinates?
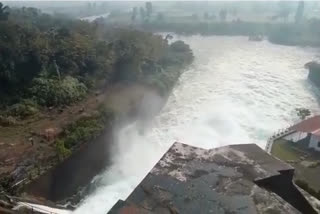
[75,36,320,214]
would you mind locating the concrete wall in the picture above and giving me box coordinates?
[284,131,308,143]
[309,134,320,151]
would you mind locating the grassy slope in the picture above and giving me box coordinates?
[271,139,320,192]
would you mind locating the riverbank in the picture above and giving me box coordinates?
[99,18,320,47]
[141,21,320,47]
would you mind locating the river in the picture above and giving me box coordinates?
[74,36,320,214]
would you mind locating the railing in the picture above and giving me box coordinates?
[265,125,296,153]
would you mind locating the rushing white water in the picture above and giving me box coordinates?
[74,36,320,214]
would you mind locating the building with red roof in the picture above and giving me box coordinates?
[284,115,320,151]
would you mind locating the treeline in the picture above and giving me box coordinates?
[0,4,193,117]
[305,61,320,88]
[268,20,320,46]
[141,21,267,36]
[139,20,320,47]
[104,0,320,47]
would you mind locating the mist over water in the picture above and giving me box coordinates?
[74,36,320,214]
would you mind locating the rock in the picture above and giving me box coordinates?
[307,61,320,88]
[43,128,60,142]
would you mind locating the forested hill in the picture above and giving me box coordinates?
[0,4,193,109]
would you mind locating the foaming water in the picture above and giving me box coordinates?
[75,36,320,213]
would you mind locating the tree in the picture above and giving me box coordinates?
[131,7,137,22]
[140,7,146,20]
[295,1,304,24]
[145,2,153,18]
[296,108,311,120]
[219,9,227,22]
[0,2,9,21]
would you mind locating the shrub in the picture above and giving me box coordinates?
[29,76,87,107]
[97,105,116,123]
[7,99,39,118]
[170,41,191,52]
[54,106,116,152]
[61,117,104,149]
[56,139,71,160]
[160,41,193,67]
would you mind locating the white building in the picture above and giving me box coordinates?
[284,116,320,152]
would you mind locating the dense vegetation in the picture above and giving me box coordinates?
[0,3,194,197]
[305,61,320,87]
[0,4,193,115]
[55,106,115,160]
[0,3,193,162]
[137,20,320,47]
[141,21,267,36]
[268,20,320,46]
[100,1,320,47]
